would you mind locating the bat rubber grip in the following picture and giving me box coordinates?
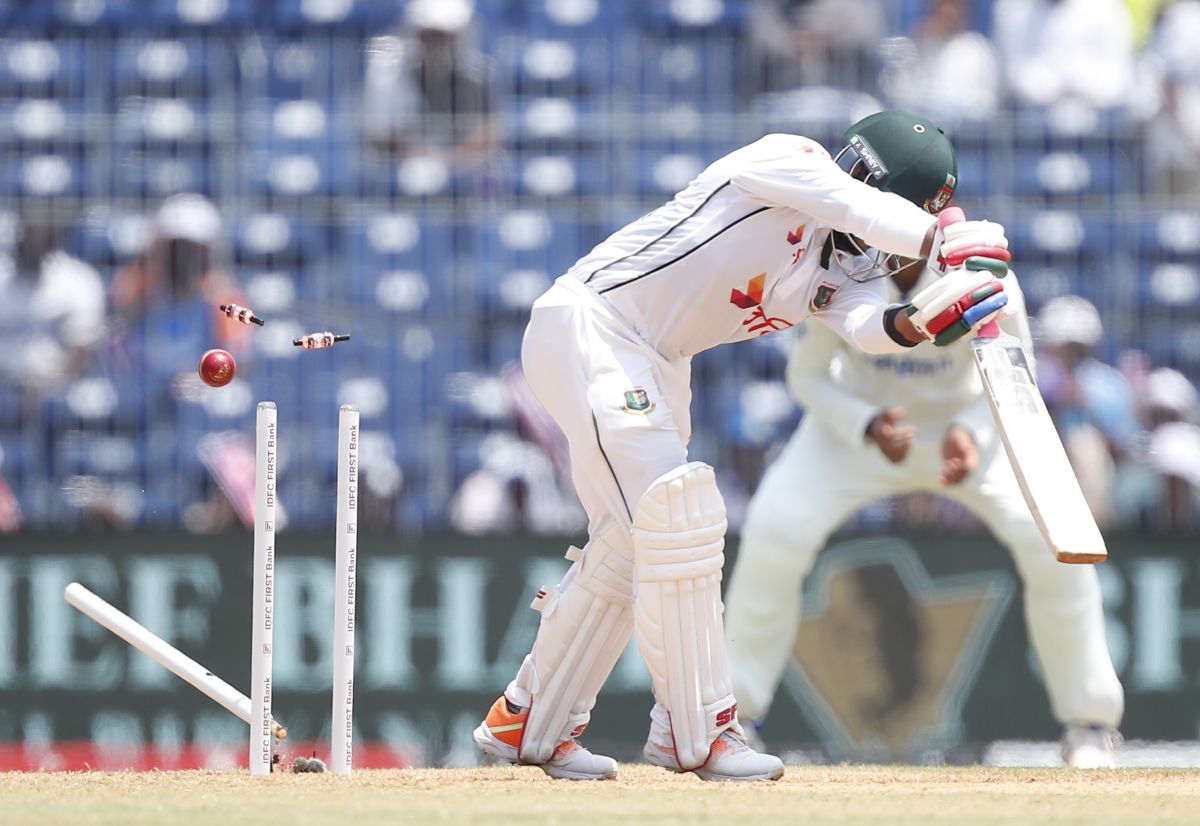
[977,319,1001,339]
[938,206,966,229]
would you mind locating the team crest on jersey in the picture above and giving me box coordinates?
[622,388,655,415]
[923,173,957,214]
[810,282,839,311]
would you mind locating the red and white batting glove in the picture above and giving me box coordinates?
[931,207,1010,274]
[905,207,1009,346]
[905,268,1007,346]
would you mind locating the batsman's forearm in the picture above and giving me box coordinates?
[892,309,926,348]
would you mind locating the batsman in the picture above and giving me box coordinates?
[474,110,1013,781]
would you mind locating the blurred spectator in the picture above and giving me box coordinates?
[1144,0,1200,194]
[363,0,499,181]
[992,0,1137,112]
[449,431,585,535]
[0,206,105,398]
[881,0,1001,122]
[1117,367,1200,529]
[1034,295,1141,527]
[108,193,248,381]
[744,0,886,102]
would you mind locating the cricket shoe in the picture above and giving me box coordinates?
[473,695,618,781]
[1061,724,1119,769]
[643,704,784,782]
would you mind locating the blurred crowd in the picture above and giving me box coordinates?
[0,0,1198,535]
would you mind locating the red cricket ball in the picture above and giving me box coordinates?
[198,348,236,388]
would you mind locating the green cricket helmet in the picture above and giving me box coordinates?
[838,110,958,214]
[828,110,958,281]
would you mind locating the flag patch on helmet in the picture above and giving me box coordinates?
[924,173,957,214]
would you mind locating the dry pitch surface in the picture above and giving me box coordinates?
[2,764,1199,826]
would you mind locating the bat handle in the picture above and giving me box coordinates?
[976,319,1001,339]
[938,206,1002,340]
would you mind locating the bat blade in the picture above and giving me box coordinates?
[971,332,1107,564]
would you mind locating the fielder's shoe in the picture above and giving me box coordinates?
[1061,723,1119,768]
[643,704,783,782]
[473,695,617,781]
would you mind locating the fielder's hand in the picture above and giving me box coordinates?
[867,407,916,464]
[939,425,979,486]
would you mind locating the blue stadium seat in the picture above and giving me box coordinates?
[1004,210,1120,266]
[1136,212,1200,263]
[0,38,87,99]
[271,0,401,31]
[147,0,258,28]
[634,0,746,33]
[113,97,219,146]
[113,37,232,99]
[111,148,217,198]
[499,36,613,98]
[0,98,87,148]
[1011,148,1132,199]
[632,35,740,113]
[1138,262,1200,314]
[505,96,611,152]
[0,152,84,197]
[523,0,627,36]
[261,37,340,99]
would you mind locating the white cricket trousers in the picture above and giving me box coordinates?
[507,276,696,752]
[724,414,1125,729]
[523,276,693,528]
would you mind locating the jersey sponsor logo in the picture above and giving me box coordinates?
[732,273,793,335]
[923,173,957,214]
[621,388,655,415]
[849,135,887,182]
[788,224,807,263]
[742,306,793,336]
[810,282,839,312]
[866,353,953,375]
[730,273,766,309]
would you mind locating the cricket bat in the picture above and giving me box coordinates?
[971,323,1107,564]
[938,206,1106,564]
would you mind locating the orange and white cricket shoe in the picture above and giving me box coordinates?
[643,705,784,782]
[473,695,618,781]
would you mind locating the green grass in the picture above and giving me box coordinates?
[2,765,1199,825]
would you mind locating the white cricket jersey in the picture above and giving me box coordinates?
[563,133,937,360]
[787,267,1035,447]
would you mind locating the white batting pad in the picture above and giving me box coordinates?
[511,524,636,764]
[632,462,738,770]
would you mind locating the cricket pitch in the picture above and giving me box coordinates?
[3,764,1199,826]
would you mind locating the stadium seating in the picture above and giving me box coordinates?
[0,0,1188,531]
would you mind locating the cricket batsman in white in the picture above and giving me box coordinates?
[723,265,1125,768]
[473,110,1013,780]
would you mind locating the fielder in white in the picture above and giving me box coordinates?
[473,110,1014,781]
[723,264,1125,768]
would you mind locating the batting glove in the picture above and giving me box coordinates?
[931,207,1010,275]
[905,266,1008,347]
